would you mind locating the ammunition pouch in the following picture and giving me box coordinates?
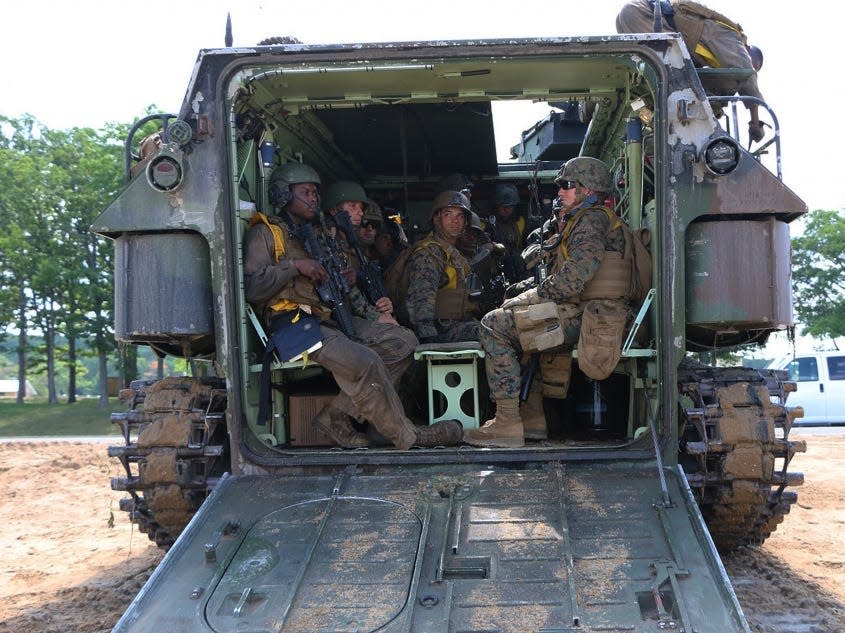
[539,352,572,399]
[577,299,628,380]
[513,302,563,352]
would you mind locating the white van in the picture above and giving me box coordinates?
[769,351,845,425]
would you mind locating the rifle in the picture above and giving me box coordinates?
[520,354,539,402]
[294,221,358,339]
[468,247,506,314]
[333,210,389,306]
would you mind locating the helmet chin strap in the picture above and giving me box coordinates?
[297,191,321,212]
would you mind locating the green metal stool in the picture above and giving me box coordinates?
[413,342,485,429]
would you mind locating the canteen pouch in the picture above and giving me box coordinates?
[513,301,564,353]
[577,299,627,380]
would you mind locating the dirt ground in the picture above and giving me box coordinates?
[0,434,842,633]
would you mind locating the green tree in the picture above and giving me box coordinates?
[0,115,42,403]
[792,209,845,339]
[0,115,125,405]
[41,124,124,404]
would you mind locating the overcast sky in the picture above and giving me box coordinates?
[1,0,840,214]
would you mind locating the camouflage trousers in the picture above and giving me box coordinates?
[311,317,419,448]
[479,306,581,400]
[438,318,481,343]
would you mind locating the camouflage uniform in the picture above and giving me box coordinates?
[465,156,630,448]
[244,213,422,449]
[406,233,480,343]
[480,199,625,399]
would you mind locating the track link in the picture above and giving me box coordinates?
[109,376,229,548]
[678,361,806,551]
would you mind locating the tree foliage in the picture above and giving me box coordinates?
[791,209,845,339]
[0,114,127,402]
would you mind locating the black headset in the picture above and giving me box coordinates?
[268,180,292,208]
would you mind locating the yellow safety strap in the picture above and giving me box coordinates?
[694,42,721,68]
[250,212,299,313]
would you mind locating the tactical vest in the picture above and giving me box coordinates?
[412,236,477,320]
[249,212,328,318]
[555,206,634,302]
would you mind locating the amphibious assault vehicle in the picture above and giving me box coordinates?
[95,25,806,633]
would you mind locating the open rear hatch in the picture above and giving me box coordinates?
[115,463,749,632]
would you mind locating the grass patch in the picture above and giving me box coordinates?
[0,397,124,436]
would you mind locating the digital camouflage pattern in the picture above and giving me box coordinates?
[480,202,624,400]
[406,234,480,342]
[556,156,613,193]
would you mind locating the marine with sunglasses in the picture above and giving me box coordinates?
[464,157,637,447]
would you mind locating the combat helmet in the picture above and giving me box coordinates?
[268,162,321,208]
[362,198,383,225]
[555,156,612,194]
[430,190,472,219]
[468,210,484,231]
[491,183,520,208]
[322,180,369,213]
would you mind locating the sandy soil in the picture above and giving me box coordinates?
[0,434,842,633]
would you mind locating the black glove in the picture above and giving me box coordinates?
[748,120,765,143]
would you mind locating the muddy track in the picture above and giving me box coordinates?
[108,377,229,548]
[678,362,806,550]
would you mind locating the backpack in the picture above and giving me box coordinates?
[384,246,415,326]
[624,226,653,305]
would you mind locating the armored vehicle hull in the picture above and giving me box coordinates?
[95,32,805,632]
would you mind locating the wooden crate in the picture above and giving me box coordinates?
[288,393,337,447]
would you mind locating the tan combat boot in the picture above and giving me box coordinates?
[463,398,524,448]
[521,387,548,440]
[312,406,371,449]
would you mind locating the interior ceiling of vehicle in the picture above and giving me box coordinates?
[237,55,634,177]
[312,103,498,176]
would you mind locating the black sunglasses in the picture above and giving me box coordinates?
[558,180,578,190]
[360,221,378,229]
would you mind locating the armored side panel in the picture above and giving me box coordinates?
[114,233,214,350]
[685,218,792,347]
